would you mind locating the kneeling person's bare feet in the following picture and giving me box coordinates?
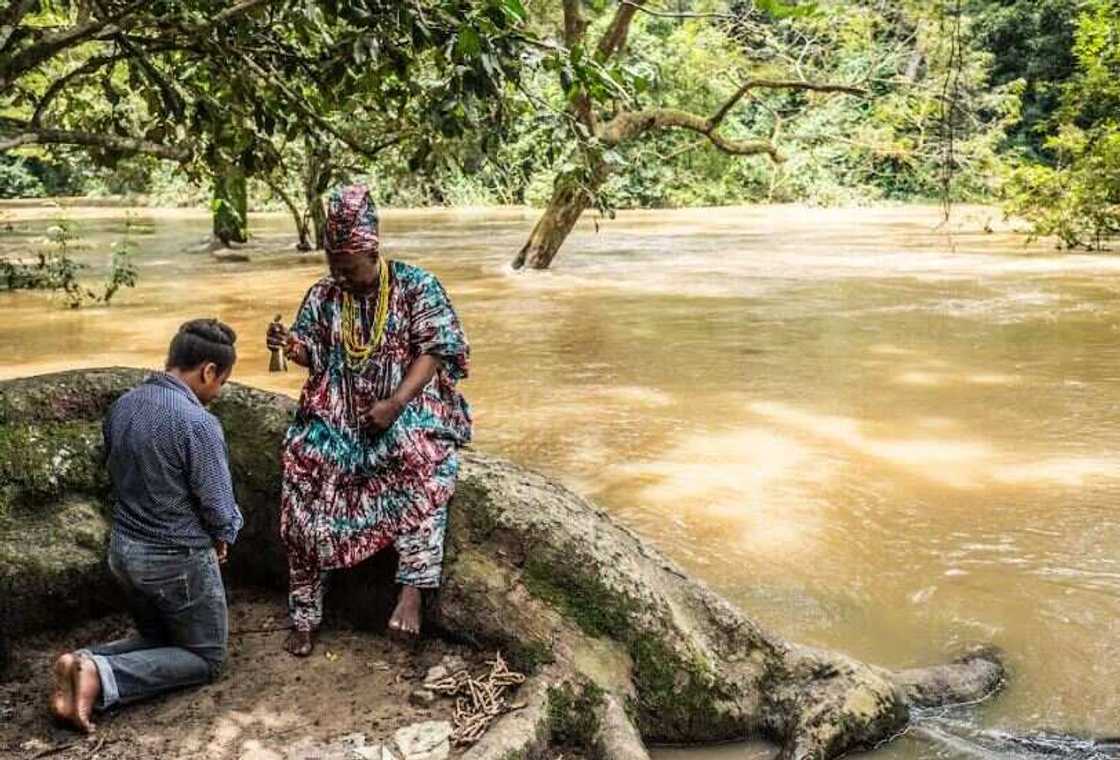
[48,653,76,726]
[285,629,314,657]
[71,655,100,734]
[389,586,422,639]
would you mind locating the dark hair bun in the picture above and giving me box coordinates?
[167,318,238,372]
[182,319,237,346]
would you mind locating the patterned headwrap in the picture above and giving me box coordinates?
[324,183,380,258]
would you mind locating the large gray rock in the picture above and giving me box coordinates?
[0,368,1007,760]
[394,721,451,760]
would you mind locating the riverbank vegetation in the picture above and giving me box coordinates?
[1,0,1117,269]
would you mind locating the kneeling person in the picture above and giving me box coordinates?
[50,319,243,733]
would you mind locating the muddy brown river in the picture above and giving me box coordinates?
[2,202,1118,758]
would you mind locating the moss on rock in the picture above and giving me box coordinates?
[0,420,108,513]
[522,550,638,641]
[547,681,606,754]
[0,497,116,642]
[628,634,740,744]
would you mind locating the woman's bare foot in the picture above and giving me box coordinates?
[48,653,76,726]
[388,586,422,639]
[285,629,314,657]
[71,655,100,734]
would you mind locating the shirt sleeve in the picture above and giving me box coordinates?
[185,415,244,545]
[289,281,330,375]
[409,270,470,381]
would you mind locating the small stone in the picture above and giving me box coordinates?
[409,688,437,707]
[394,721,452,760]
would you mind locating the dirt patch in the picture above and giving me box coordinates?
[0,588,493,759]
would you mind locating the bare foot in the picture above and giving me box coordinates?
[285,629,314,657]
[71,655,100,734]
[48,653,76,725]
[388,586,422,639]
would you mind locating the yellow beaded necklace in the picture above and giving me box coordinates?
[341,256,390,370]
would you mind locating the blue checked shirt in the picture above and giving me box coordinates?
[103,372,243,548]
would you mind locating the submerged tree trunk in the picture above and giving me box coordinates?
[304,142,333,250]
[212,166,249,246]
[0,368,1007,759]
[265,176,313,251]
[512,176,597,271]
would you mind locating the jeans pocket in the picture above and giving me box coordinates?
[138,569,191,611]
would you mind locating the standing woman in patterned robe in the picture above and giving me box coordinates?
[266,184,471,656]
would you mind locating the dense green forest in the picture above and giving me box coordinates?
[0,0,1117,267]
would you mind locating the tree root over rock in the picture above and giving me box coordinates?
[0,368,1007,760]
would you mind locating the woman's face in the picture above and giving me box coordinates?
[327,251,378,293]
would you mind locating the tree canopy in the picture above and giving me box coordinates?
[1,0,1118,264]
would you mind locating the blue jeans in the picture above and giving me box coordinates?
[77,532,229,710]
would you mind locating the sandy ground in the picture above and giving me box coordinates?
[0,589,491,760]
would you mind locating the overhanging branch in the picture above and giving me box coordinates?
[0,0,147,91]
[598,108,783,160]
[710,78,867,130]
[1,0,277,94]
[30,52,132,127]
[0,126,190,161]
[230,49,406,161]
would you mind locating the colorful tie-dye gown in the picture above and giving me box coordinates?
[280,261,470,615]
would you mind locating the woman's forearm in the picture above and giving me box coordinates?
[389,354,440,409]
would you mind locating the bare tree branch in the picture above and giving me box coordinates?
[710,78,867,129]
[0,125,191,161]
[598,108,783,160]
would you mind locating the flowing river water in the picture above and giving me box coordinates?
[2,202,1118,759]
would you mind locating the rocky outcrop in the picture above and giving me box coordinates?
[0,368,1005,760]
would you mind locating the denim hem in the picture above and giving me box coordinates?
[75,649,119,710]
[395,576,442,589]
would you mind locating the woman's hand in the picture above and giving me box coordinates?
[361,398,404,433]
[266,319,289,350]
[267,320,311,367]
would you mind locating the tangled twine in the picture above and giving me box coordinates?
[427,652,527,746]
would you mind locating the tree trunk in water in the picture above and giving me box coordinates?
[303,143,332,250]
[212,167,249,246]
[309,191,327,250]
[265,177,312,251]
[294,217,312,251]
[512,181,592,270]
[1,367,1009,760]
